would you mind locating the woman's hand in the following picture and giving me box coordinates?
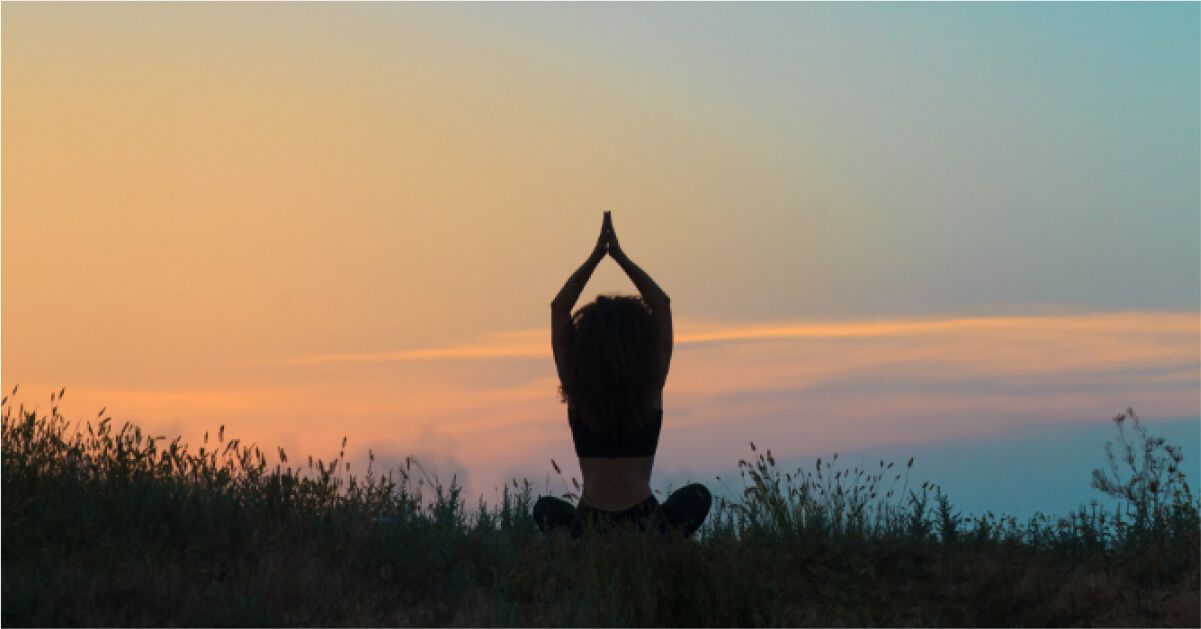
[603,211,627,262]
[589,212,610,262]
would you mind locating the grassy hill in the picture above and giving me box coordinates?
[2,393,1197,626]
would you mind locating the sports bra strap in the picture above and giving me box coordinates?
[568,407,663,458]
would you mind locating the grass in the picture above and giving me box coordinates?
[2,388,1198,627]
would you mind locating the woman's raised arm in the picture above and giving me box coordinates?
[551,216,608,313]
[604,213,669,309]
[551,215,609,388]
[605,214,673,377]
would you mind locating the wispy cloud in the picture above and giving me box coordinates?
[282,311,1199,366]
[20,309,1198,514]
[282,342,546,366]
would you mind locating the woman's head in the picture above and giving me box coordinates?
[560,294,661,432]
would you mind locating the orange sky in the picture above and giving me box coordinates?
[3,4,1198,508]
[5,310,1197,504]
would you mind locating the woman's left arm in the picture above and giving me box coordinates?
[551,215,609,386]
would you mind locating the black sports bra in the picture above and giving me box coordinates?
[568,406,663,458]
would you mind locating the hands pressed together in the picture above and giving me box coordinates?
[590,210,627,263]
[555,209,668,314]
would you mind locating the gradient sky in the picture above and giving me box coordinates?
[3,3,1198,516]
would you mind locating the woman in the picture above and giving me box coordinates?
[535,211,711,538]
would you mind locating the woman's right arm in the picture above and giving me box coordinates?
[611,249,669,311]
[606,217,673,381]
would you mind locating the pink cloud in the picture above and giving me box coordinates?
[13,310,1197,501]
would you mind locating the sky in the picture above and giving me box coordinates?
[3,3,1198,517]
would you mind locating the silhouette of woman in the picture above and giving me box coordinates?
[535,211,711,537]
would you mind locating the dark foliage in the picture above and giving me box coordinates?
[2,390,1197,626]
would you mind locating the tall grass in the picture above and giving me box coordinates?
[2,389,1198,626]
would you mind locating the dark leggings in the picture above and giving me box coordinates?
[533,483,712,538]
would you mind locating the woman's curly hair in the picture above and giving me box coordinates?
[559,294,662,433]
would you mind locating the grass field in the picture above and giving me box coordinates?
[2,390,1197,627]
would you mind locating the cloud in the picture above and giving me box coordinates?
[281,338,546,366]
[21,309,1197,514]
[282,311,1199,366]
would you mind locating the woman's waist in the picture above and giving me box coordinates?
[578,456,654,511]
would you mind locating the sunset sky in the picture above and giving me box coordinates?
[3,3,1198,516]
